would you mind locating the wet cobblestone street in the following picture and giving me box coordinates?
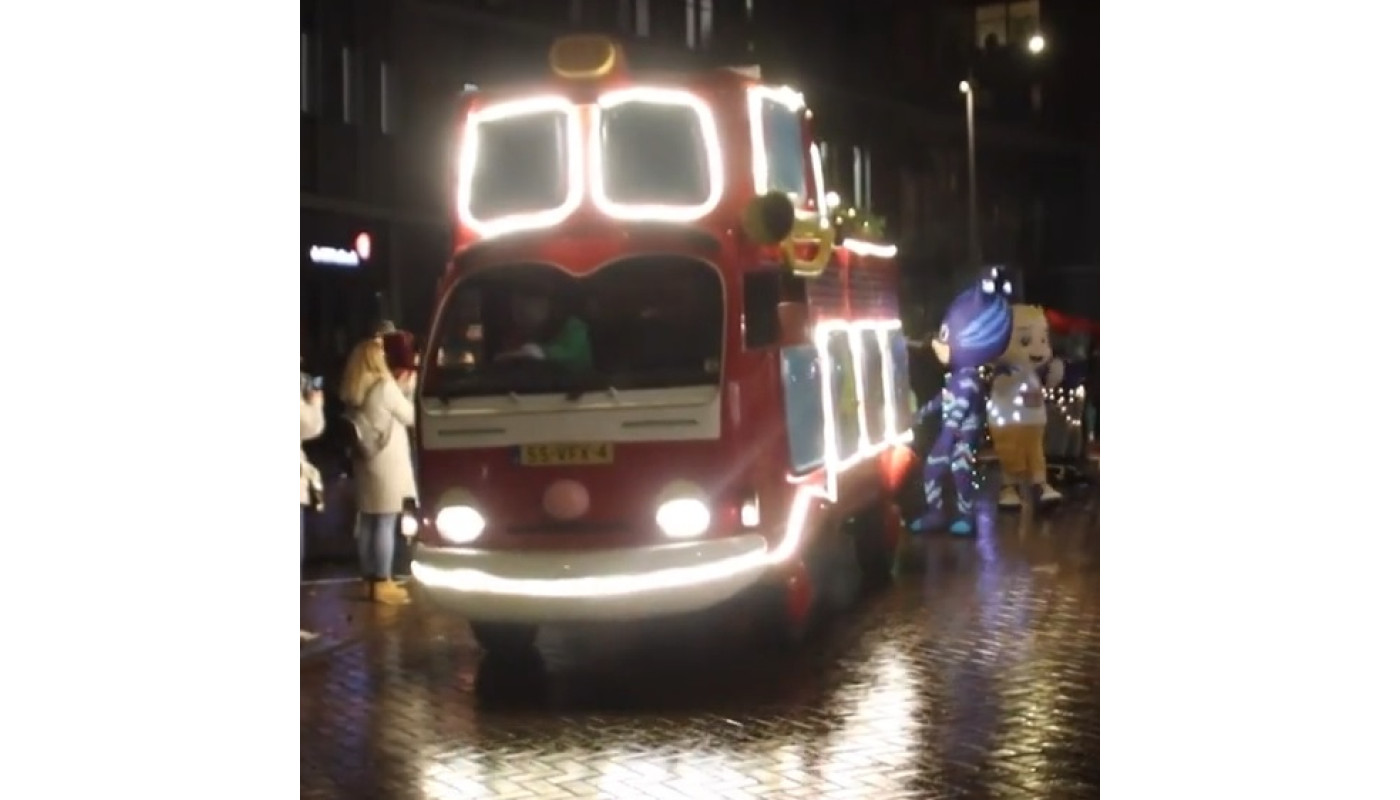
[301,502,1099,799]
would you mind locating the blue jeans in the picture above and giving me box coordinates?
[357,513,398,580]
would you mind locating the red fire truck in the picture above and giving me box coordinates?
[408,35,918,653]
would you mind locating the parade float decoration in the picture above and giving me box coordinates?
[908,267,1014,536]
[988,304,1066,509]
[406,36,915,652]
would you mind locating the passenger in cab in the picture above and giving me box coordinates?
[340,337,417,606]
[497,285,592,371]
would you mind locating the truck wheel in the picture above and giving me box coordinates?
[851,502,899,589]
[469,622,539,654]
[755,561,818,650]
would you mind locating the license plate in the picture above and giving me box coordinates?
[517,443,614,466]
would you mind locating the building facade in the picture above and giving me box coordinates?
[299,0,1098,369]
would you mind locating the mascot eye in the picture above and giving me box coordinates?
[1001,281,1013,295]
[1019,334,1032,347]
[980,279,995,293]
[937,324,950,342]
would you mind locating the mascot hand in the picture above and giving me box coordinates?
[1044,358,1065,388]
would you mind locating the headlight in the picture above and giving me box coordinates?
[656,498,710,539]
[436,505,485,544]
[401,515,419,537]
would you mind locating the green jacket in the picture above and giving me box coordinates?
[543,316,592,371]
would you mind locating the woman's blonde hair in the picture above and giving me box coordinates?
[340,336,392,407]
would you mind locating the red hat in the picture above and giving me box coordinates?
[381,330,417,373]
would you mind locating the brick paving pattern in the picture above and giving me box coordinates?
[302,503,1099,799]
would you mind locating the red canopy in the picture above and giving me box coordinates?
[1044,309,1099,336]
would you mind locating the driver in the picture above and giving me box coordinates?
[498,285,592,371]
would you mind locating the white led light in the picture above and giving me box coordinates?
[740,496,761,528]
[401,515,419,537]
[590,87,725,222]
[810,142,829,226]
[843,238,898,258]
[457,95,585,239]
[436,505,486,544]
[656,498,711,539]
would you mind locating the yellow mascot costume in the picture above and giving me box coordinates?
[988,304,1065,509]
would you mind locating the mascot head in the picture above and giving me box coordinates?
[1000,304,1053,367]
[932,266,1015,370]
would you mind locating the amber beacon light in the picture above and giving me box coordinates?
[549,35,624,80]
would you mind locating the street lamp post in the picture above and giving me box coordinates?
[959,32,1046,269]
[959,80,979,266]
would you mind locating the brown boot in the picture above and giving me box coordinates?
[367,579,411,605]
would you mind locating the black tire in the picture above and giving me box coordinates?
[469,622,539,654]
[753,580,818,652]
[851,503,896,589]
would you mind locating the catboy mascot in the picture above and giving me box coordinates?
[988,304,1065,508]
[909,267,1015,536]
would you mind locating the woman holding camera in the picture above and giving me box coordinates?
[340,336,417,605]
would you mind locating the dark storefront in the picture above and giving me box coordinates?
[301,207,389,377]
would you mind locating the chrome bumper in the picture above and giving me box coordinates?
[411,534,771,624]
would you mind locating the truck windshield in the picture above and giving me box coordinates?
[425,257,723,399]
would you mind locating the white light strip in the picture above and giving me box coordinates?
[590,87,725,222]
[412,484,822,597]
[457,95,585,240]
[747,85,806,197]
[843,238,898,258]
[810,142,829,227]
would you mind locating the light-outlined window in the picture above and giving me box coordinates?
[825,330,860,461]
[463,108,573,228]
[600,103,709,206]
[858,328,887,444]
[593,89,722,221]
[886,327,915,433]
[757,97,808,205]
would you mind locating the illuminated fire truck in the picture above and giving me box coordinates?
[408,36,918,652]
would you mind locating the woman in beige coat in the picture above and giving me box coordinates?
[340,337,417,605]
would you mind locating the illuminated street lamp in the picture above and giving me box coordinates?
[959,79,979,264]
[961,36,1044,264]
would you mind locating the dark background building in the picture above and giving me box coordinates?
[300,0,1098,370]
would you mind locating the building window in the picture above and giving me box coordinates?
[341,46,364,125]
[685,0,712,50]
[852,145,872,209]
[974,0,1040,50]
[379,61,393,134]
[300,33,316,115]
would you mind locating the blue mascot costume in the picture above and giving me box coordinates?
[909,267,1015,536]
